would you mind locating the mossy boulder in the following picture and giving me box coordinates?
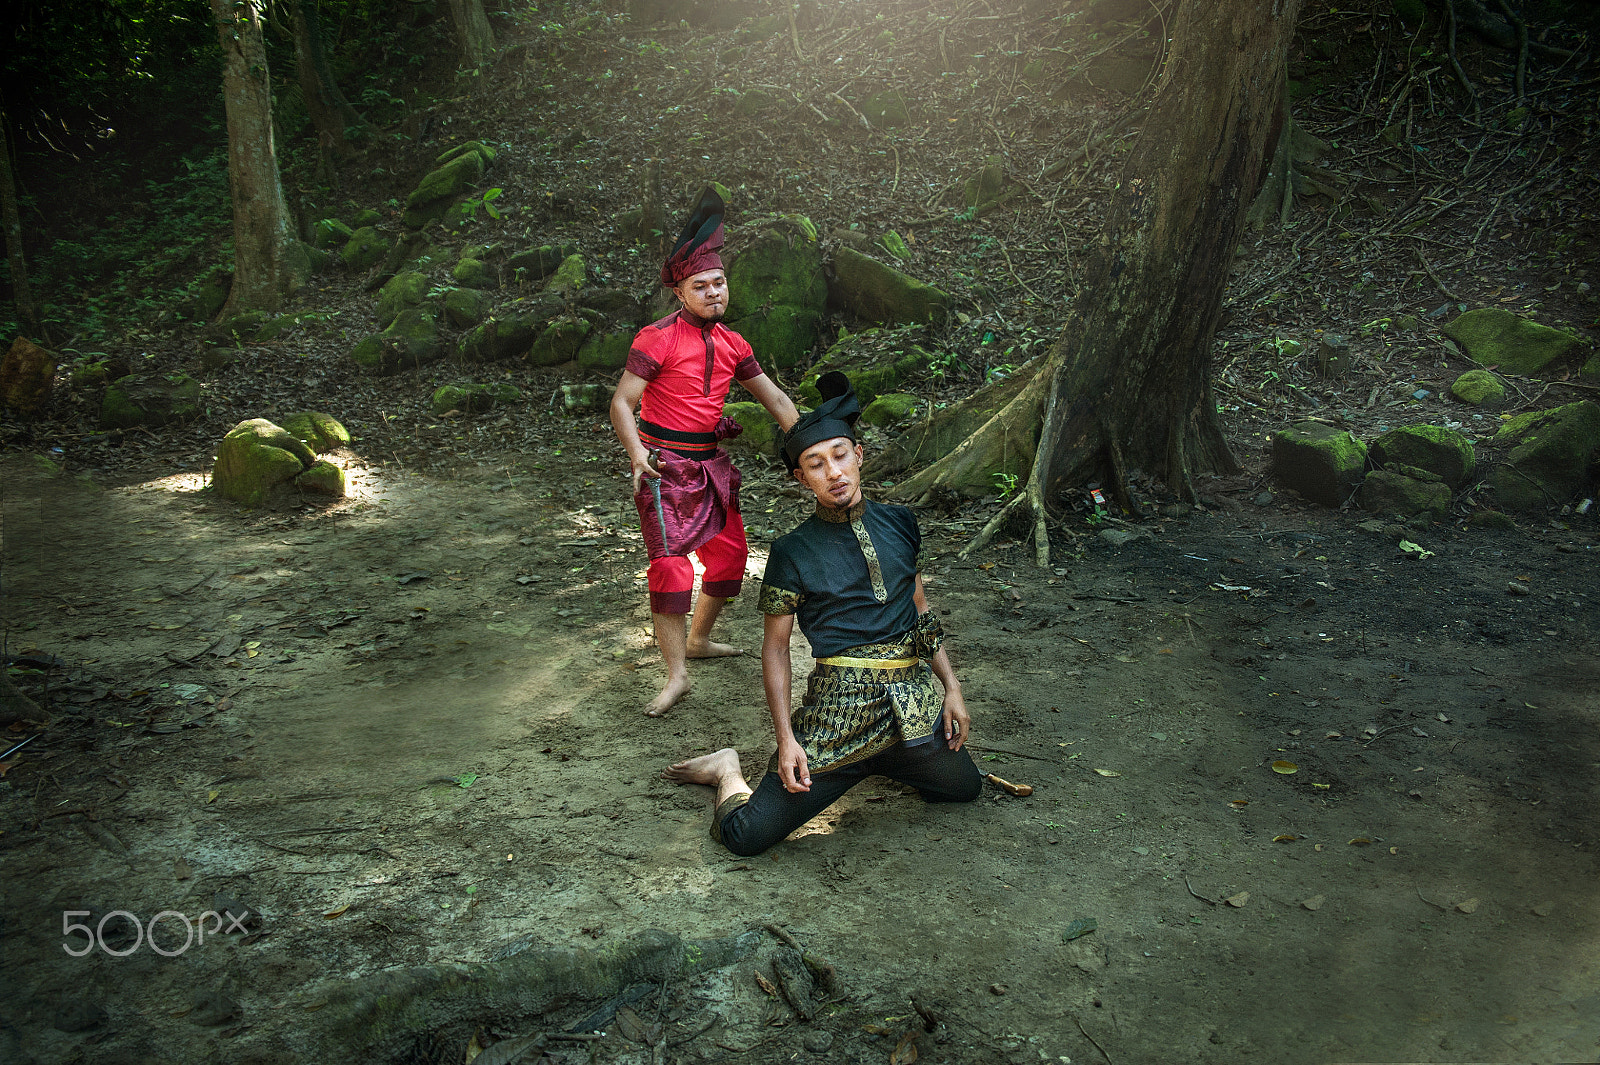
[350,208,383,227]
[525,315,594,367]
[1580,353,1600,385]
[963,155,1006,209]
[1442,308,1584,376]
[859,90,910,128]
[189,274,231,323]
[376,271,430,328]
[722,401,782,457]
[430,382,523,416]
[312,218,353,249]
[1489,401,1600,510]
[453,257,495,289]
[1269,420,1368,507]
[295,459,345,496]
[457,295,565,363]
[349,308,444,376]
[506,244,579,284]
[798,330,932,407]
[1359,469,1451,521]
[342,227,391,272]
[1369,425,1476,488]
[210,310,272,343]
[576,330,636,372]
[1449,369,1505,406]
[444,287,493,328]
[212,418,318,507]
[861,393,921,427]
[437,140,497,167]
[101,373,203,430]
[543,254,586,295]
[0,336,57,416]
[405,148,490,215]
[829,247,950,326]
[725,224,826,370]
[278,411,351,453]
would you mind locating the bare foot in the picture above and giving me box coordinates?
[662,747,742,787]
[685,636,743,659]
[643,673,690,717]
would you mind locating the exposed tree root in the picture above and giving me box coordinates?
[881,363,1048,503]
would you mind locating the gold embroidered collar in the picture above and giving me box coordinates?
[814,499,867,523]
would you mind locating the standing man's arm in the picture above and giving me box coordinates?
[609,371,659,494]
[739,373,801,433]
[914,574,969,751]
[761,612,810,792]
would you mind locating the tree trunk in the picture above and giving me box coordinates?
[448,0,497,72]
[888,0,1302,565]
[211,0,298,317]
[290,0,365,159]
[0,119,46,343]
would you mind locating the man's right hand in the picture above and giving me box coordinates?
[631,452,661,495]
[776,738,811,793]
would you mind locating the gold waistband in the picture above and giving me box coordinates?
[814,654,918,670]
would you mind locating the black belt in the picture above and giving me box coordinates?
[639,420,717,446]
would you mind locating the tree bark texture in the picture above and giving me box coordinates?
[290,0,365,156]
[0,120,46,342]
[448,0,497,71]
[211,0,296,316]
[1034,0,1302,507]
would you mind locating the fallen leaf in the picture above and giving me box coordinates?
[1061,917,1097,941]
[1225,892,1250,907]
[1314,843,1324,852]
[175,857,191,880]
[1092,768,1121,778]
[207,790,220,803]
[1272,834,1298,843]
[1456,898,1479,914]
[1229,799,1249,808]
[890,1030,920,1065]
[754,972,777,996]
[1301,895,1325,911]
[324,904,350,919]
[1271,760,1298,774]
[1531,902,1554,917]
[1348,837,1372,846]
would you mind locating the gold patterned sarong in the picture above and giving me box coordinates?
[772,612,947,774]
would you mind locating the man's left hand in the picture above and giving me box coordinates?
[941,689,970,751]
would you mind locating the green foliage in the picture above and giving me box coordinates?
[992,471,1019,500]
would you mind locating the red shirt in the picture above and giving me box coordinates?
[627,311,764,434]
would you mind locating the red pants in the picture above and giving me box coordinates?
[648,509,746,615]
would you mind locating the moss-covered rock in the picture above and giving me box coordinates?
[1442,308,1584,376]
[212,418,316,507]
[963,155,1006,209]
[190,274,230,323]
[294,459,345,496]
[453,257,495,289]
[342,227,390,272]
[436,140,497,166]
[859,90,910,127]
[506,244,578,284]
[543,254,587,294]
[829,247,951,325]
[1269,420,1368,507]
[861,392,921,427]
[0,336,57,416]
[576,330,636,372]
[406,151,488,212]
[1359,469,1451,521]
[1489,401,1600,510]
[444,287,492,328]
[349,309,444,376]
[724,225,826,370]
[722,400,781,457]
[1449,369,1505,406]
[525,315,593,367]
[350,208,383,228]
[1580,353,1600,385]
[1468,509,1517,529]
[211,310,272,343]
[798,330,932,407]
[457,295,566,363]
[101,373,203,430]
[312,218,353,249]
[278,411,351,453]
[376,271,430,328]
[1369,425,1476,488]
[431,382,523,416]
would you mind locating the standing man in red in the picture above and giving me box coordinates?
[610,187,800,716]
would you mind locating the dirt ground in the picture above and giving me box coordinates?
[2,405,1597,1063]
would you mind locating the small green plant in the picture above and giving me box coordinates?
[992,472,1018,500]
[460,188,504,222]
